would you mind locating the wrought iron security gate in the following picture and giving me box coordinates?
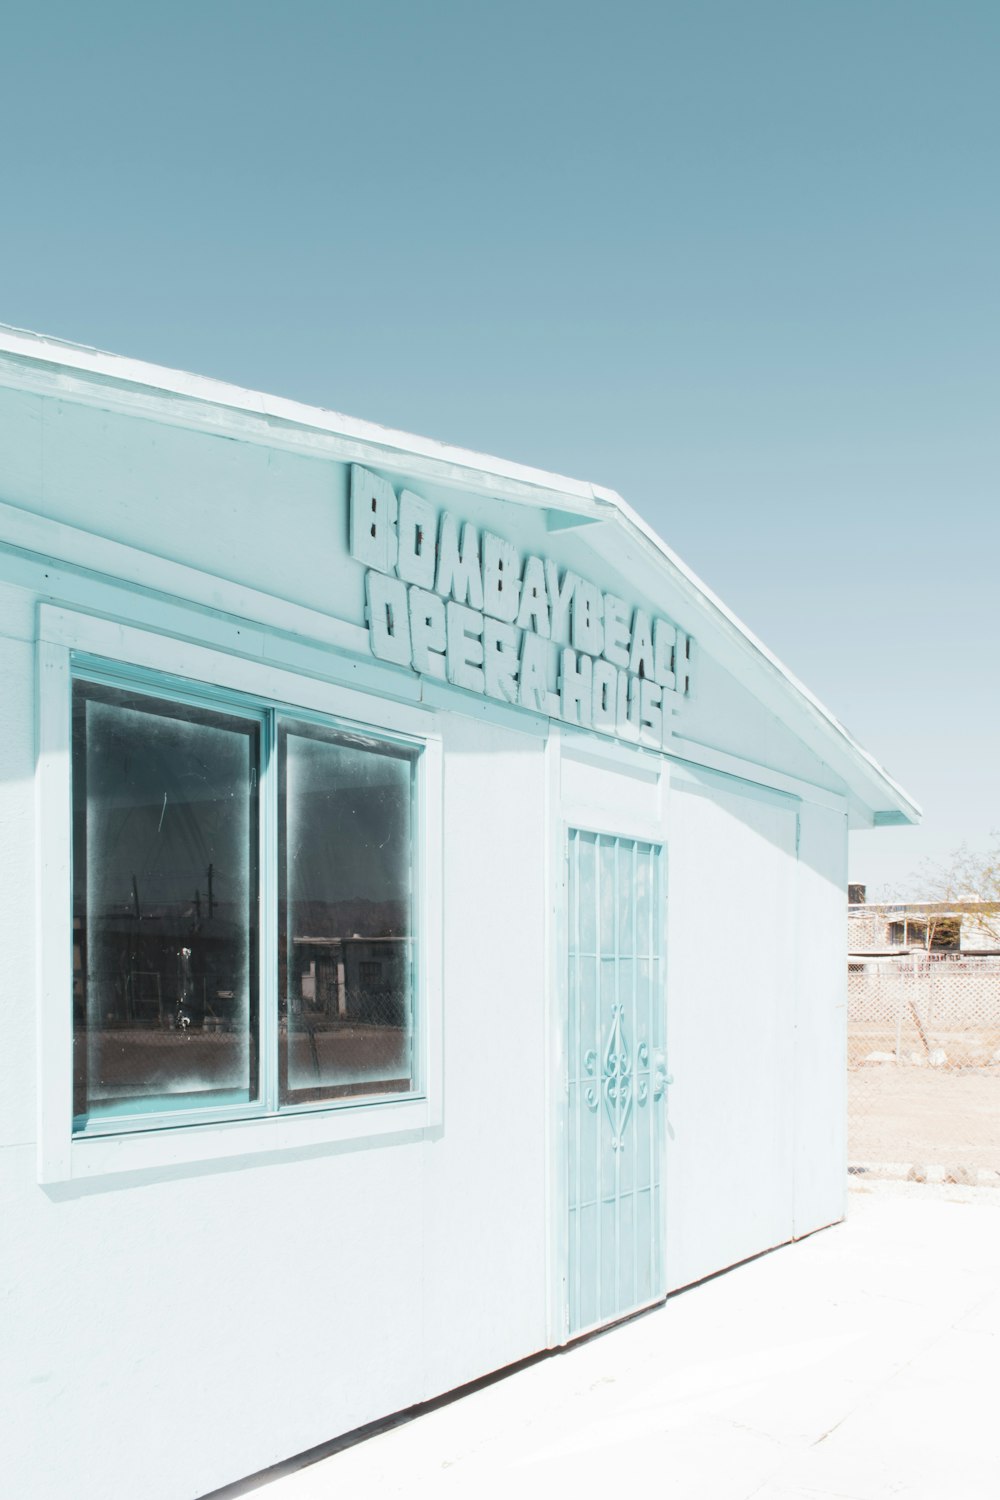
[566,829,667,1336]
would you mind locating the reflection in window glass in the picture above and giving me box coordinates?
[279,721,415,1103]
[72,681,259,1124]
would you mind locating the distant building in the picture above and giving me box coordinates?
[846,893,1000,1076]
[848,898,1000,956]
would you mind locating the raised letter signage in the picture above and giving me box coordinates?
[349,465,695,748]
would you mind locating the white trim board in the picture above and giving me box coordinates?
[0,332,609,514]
[5,530,852,817]
[0,498,370,658]
[667,737,848,814]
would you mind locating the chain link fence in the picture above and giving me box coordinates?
[848,953,1000,1183]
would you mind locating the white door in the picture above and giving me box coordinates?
[566,829,667,1335]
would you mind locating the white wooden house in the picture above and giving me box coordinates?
[0,326,918,1500]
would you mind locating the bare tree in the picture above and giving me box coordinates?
[913,836,1000,947]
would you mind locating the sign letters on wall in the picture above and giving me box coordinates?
[350,465,694,747]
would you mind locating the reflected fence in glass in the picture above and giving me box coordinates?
[279,721,416,1104]
[70,673,420,1135]
[72,680,260,1124]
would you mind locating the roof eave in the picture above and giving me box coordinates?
[0,323,920,826]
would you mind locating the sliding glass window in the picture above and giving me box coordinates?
[279,721,416,1104]
[71,672,419,1135]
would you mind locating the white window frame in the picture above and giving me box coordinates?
[36,604,443,1183]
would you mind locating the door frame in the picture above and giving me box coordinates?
[545,731,670,1348]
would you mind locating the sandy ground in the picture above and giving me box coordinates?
[848,1064,1000,1174]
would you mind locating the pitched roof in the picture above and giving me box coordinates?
[0,323,919,827]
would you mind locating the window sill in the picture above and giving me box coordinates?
[44,1093,438,1184]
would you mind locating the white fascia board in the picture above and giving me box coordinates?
[0,324,614,516]
[0,323,919,825]
[590,498,921,827]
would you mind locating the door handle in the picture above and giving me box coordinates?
[653,1052,673,1100]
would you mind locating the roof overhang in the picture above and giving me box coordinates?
[0,323,920,829]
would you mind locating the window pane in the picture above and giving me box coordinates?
[72,681,259,1126]
[279,721,416,1103]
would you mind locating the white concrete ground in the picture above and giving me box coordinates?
[245,1181,1000,1500]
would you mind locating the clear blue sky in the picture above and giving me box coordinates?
[3,1,998,895]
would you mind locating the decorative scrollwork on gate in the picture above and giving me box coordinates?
[637,1041,649,1105]
[578,1002,632,1152]
[582,1012,656,1146]
[602,1005,633,1150]
[584,1049,599,1111]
